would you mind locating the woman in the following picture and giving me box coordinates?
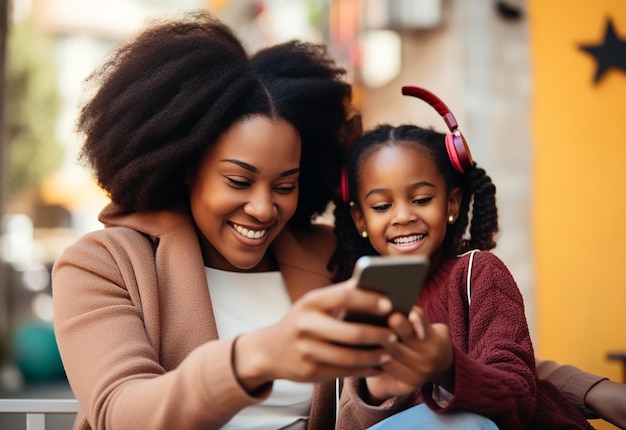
[52,11,411,430]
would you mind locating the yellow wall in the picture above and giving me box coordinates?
[529,0,626,385]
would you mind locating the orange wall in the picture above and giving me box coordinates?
[529,0,626,385]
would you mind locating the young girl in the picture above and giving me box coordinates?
[329,86,594,429]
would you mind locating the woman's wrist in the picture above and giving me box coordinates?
[231,333,273,396]
[584,378,626,428]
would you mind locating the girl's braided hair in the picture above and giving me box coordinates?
[328,124,498,282]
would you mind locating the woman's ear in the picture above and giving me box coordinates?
[341,109,363,157]
[447,187,461,222]
[185,164,198,186]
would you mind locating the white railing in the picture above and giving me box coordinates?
[0,398,80,430]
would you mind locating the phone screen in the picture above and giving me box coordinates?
[343,255,429,326]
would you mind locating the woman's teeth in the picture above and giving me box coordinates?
[233,223,267,239]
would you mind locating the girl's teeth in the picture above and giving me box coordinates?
[393,235,423,245]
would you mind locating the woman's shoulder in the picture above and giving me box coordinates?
[66,225,153,251]
[54,225,155,274]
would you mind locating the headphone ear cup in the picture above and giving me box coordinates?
[445,133,465,173]
[445,131,473,173]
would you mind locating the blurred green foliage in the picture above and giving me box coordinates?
[5,16,63,201]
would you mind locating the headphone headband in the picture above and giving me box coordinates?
[401,85,474,173]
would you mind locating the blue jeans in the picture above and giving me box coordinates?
[367,404,498,429]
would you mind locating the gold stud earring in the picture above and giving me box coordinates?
[361,231,368,238]
[448,215,455,223]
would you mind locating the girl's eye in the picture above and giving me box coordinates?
[274,184,297,194]
[225,176,250,189]
[372,203,391,212]
[413,197,432,205]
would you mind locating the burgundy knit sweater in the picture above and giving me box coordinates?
[415,251,593,429]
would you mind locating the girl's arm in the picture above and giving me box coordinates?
[432,252,591,429]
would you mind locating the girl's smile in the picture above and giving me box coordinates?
[389,233,427,253]
[351,142,459,259]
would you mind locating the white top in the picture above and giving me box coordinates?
[205,267,314,430]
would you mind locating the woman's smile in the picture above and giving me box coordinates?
[189,116,301,271]
[230,221,270,241]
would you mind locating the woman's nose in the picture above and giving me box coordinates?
[244,190,276,222]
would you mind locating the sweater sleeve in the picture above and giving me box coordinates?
[420,252,593,429]
[337,377,414,429]
[421,346,536,430]
[52,232,268,430]
[420,252,538,429]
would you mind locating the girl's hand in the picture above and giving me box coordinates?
[232,281,399,393]
[364,307,455,403]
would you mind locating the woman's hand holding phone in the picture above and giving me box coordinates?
[233,281,401,391]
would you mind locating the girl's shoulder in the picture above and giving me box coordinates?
[455,249,510,272]
[453,250,522,301]
[431,250,516,290]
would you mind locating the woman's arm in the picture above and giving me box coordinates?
[52,231,258,430]
[537,359,626,428]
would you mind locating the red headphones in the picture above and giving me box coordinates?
[401,86,474,173]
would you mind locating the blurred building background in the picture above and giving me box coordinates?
[0,0,625,429]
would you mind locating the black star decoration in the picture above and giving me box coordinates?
[579,17,626,84]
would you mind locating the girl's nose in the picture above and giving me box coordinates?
[392,202,417,225]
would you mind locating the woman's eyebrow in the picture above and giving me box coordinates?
[221,159,300,177]
[221,159,257,173]
[280,167,300,177]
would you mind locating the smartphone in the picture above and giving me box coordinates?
[342,255,430,326]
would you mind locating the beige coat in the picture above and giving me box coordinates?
[52,204,410,430]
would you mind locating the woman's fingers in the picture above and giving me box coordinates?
[293,282,398,348]
[249,282,404,383]
[292,336,391,369]
[292,302,397,349]
[301,281,393,318]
